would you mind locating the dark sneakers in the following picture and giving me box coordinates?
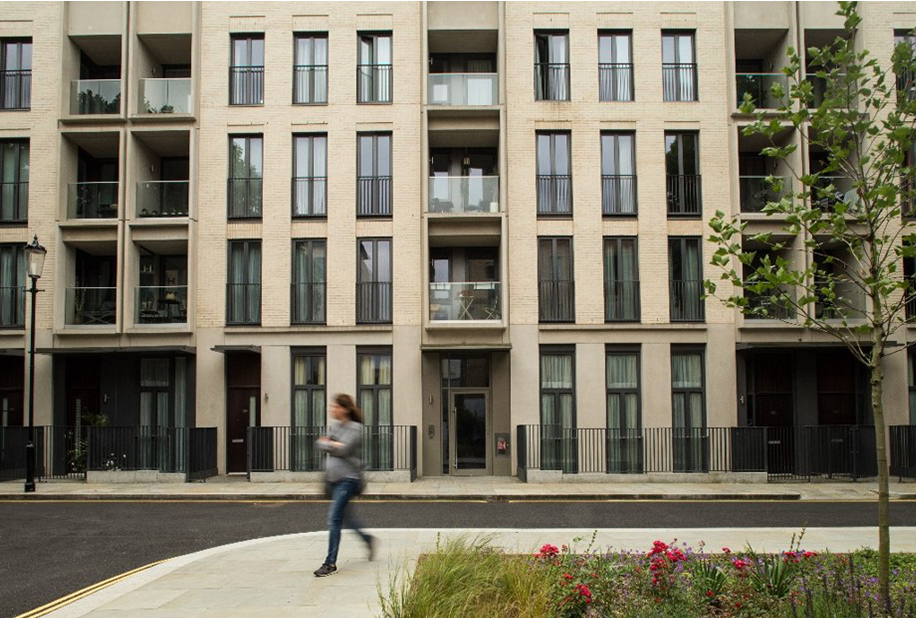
[313,563,337,577]
[366,535,377,562]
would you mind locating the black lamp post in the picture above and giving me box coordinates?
[23,235,46,493]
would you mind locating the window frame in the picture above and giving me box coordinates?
[665,130,702,217]
[600,131,637,216]
[293,32,329,105]
[357,31,393,104]
[356,237,392,324]
[0,138,28,223]
[292,133,328,218]
[229,34,265,106]
[291,238,327,325]
[536,131,573,216]
[603,236,640,322]
[0,243,25,328]
[228,134,263,220]
[661,30,698,102]
[670,345,708,472]
[539,345,577,473]
[357,346,394,470]
[357,132,392,217]
[598,31,634,102]
[534,30,570,102]
[668,236,705,322]
[0,38,32,111]
[226,239,262,326]
[538,236,575,323]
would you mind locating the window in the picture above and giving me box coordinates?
[0,244,24,328]
[665,131,701,216]
[228,136,263,219]
[227,240,261,325]
[909,354,916,425]
[669,237,704,322]
[291,239,326,324]
[291,351,326,471]
[357,32,392,104]
[606,349,641,473]
[601,132,636,215]
[294,33,328,104]
[604,237,639,322]
[538,237,574,323]
[230,35,264,105]
[903,141,915,217]
[662,31,697,101]
[540,347,576,473]
[358,348,392,469]
[536,131,572,215]
[293,135,327,217]
[534,31,569,101]
[895,31,916,103]
[906,251,916,320]
[357,238,392,324]
[598,32,633,102]
[138,358,171,468]
[1,39,31,110]
[1,139,28,223]
[671,347,707,472]
[357,133,391,217]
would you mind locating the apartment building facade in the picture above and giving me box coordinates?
[0,1,913,481]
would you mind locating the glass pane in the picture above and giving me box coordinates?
[294,357,307,386]
[251,38,265,65]
[618,134,634,174]
[454,394,486,470]
[313,137,327,176]
[359,240,373,282]
[554,134,569,175]
[376,36,391,64]
[606,354,637,389]
[140,359,170,387]
[601,135,614,175]
[615,35,630,63]
[536,134,551,175]
[312,242,326,282]
[672,352,702,388]
[541,354,573,389]
[598,36,612,64]
[678,35,694,63]
[232,39,248,66]
[295,137,311,176]
[314,37,328,64]
[376,135,391,176]
[359,136,373,175]
[376,240,391,281]
[230,138,247,178]
[662,35,675,63]
[249,138,263,178]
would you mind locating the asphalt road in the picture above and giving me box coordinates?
[2,499,915,617]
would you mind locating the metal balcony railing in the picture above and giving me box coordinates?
[538,280,575,322]
[428,73,498,105]
[136,181,189,218]
[1,70,31,109]
[230,66,264,105]
[735,73,788,109]
[0,285,25,328]
[136,286,187,324]
[0,180,28,222]
[428,176,499,214]
[71,79,121,114]
[534,63,570,101]
[604,280,640,322]
[68,182,119,219]
[663,63,697,101]
[356,281,392,324]
[537,175,572,215]
[666,174,702,216]
[66,287,117,325]
[601,175,637,215]
[292,177,327,217]
[670,279,704,322]
[290,282,326,324]
[293,65,328,104]
[428,282,501,321]
[138,78,191,114]
[598,63,634,102]
[357,176,391,216]
[357,64,392,103]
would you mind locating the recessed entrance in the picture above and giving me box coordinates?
[450,391,488,475]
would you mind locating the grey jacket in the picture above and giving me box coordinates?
[317,421,364,483]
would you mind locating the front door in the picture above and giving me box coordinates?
[450,391,488,475]
[227,388,258,473]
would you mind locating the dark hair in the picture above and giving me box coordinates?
[334,393,362,423]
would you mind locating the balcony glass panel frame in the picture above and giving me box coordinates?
[136,285,188,324]
[138,78,192,114]
[428,282,501,322]
[66,286,117,325]
[136,180,189,218]
[68,182,119,219]
[71,79,121,115]
[735,73,788,110]
[427,73,498,106]
[428,176,499,214]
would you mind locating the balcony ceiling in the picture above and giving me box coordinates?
[66,239,118,255]
[135,239,188,256]
[428,127,499,149]
[133,130,190,157]
[138,34,192,66]
[734,29,788,60]
[428,30,497,54]
[63,131,120,158]
[738,126,793,152]
[71,35,122,66]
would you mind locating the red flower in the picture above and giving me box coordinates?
[722,547,731,554]
[706,590,714,598]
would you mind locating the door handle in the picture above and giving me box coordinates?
[232,439,244,444]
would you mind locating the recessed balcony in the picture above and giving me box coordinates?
[138,78,191,115]
[740,176,791,213]
[428,73,498,106]
[66,286,117,325]
[136,285,187,324]
[428,176,499,214]
[71,79,121,115]
[736,73,788,109]
[136,180,188,218]
[69,182,119,219]
[429,282,501,321]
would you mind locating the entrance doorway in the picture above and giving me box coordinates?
[226,353,260,474]
[450,390,488,475]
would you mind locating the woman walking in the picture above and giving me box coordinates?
[314,393,376,577]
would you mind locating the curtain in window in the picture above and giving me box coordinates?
[606,353,639,473]
[228,244,244,323]
[541,354,572,388]
[672,351,705,471]
[1,141,28,220]
[294,36,328,103]
[540,354,575,471]
[292,356,326,470]
[604,239,637,320]
[0,246,22,326]
[248,244,261,323]
[910,355,916,425]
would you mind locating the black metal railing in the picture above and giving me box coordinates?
[187,428,218,481]
[538,280,575,322]
[230,66,264,105]
[226,283,261,325]
[605,280,640,322]
[293,65,328,104]
[248,425,417,476]
[357,64,392,103]
[87,426,182,472]
[534,63,570,101]
[599,63,633,102]
[0,285,25,327]
[0,180,28,222]
[228,178,263,218]
[290,282,326,324]
[666,174,702,215]
[670,279,704,322]
[763,425,876,481]
[292,177,327,217]
[356,281,392,324]
[537,175,572,215]
[890,425,916,481]
[0,426,28,481]
[1,69,31,109]
[662,63,697,101]
[602,175,637,215]
[357,176,391,216]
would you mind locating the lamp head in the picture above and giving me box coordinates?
[24,235,47,280]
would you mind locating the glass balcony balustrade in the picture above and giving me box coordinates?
[428,176,499,214]
[138,78,191,114]
[71,79,121,114]
[68,182,119,219]
[429,282,501,321]
[735,73,788,109]
[66,287,117,325]
[136,181,189,218]
[136,286,187,324]
[428,73,498,106]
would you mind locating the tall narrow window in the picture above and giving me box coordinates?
[538,237,574,323]
[905,251,916,320]
[909,354,916,424]
[540,347,576,473]
[662,31,697,101]
[291,239,326,324]
[0,139,28,222]
[138,358,170,468]
[601,132,636,215]
[227,240,261,325]
[291,351,326,471]
[357,32,392,104]
[230,35,264,105]
[1,39,31,110]
[598,32,633,102]
[534,31,569,101]
[357,133,392,217]
[294,33,328,104]
[536,132,572,215]
[604,237,639,322]
[671,347,707,472]
[0,244,24,328]
[895,31,916,103]
[358,348,393,470]
[669,237,704,322]
[357,238,392,324]
[665,131,701,216]
[228,135,263,219]
[293,134,327,217]
[606,349,641,473]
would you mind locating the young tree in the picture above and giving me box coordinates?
[706,2,916,608]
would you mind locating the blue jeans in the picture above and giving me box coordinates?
[324,478,370,565]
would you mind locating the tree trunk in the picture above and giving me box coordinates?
[870,331,890,610]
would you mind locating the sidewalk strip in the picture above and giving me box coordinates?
[16,559,168,618]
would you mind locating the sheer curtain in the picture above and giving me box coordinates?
[540,354,575,471]
[293,356,325,470]
[672,351,705,472]
[606,353,639,472]
[247,243,261,323]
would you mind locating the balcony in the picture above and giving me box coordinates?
[138,78,191,114]
[292,177,327,217]
[602,175,637,215]
[136,286,187,324]
[357,176,391,217]
[69,182,119,219]
[71,80,121,115]
[290,282,326,325]
[740,175,790,213]
[666,175,702,216]
[357,64,392,104]
[66,287,116,325]
[0,180,28,223]
[736,73,788,109]
[598,63,634,102]
[662,64,697,101]
[815,279,866,320]
[604,281,640,322]
[429,282,500,321]
[0,285,25,328]
[1,70,31,110]
[744,289,796,320]
[428,73,497,106]
[428,176,499,214]
[137,181,188,218]
[537,175,572,216]
[356,281,391,324]
[230,67,264,105]
[538,280,575,323]
[670,279,704,322]
[293,65,328,104]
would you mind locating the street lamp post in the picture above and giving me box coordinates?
[23,235,46,493]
